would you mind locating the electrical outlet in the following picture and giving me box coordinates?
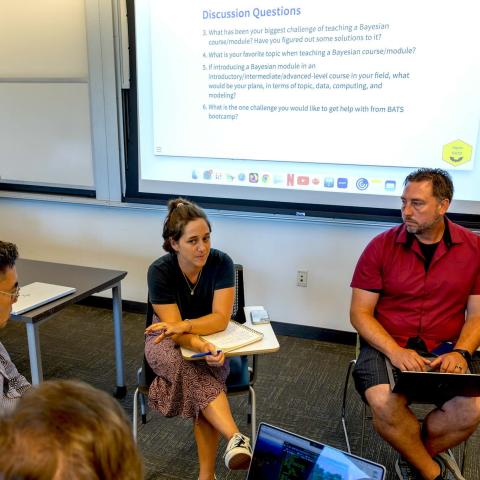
[297,270,308,287]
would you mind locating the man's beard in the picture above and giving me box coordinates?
[404,214,441,235]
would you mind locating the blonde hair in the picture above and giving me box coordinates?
[0,380,143,480]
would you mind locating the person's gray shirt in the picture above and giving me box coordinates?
[0,340,30,414]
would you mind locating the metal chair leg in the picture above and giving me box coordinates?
[460,439,467,474]
[135,366,148,424]
[133,387,139,443]
[341,359,356,454]
[140,391,147,424]
[249,385,256,443]
[447,445,467,475]
[360,403,366,457]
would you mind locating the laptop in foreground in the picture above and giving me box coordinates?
[385,358,480,403]
[247,422,385,479]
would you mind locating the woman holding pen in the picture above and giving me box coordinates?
[144,198,252,479]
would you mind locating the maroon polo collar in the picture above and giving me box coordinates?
[395,216,459,249]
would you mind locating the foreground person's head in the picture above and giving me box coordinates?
[0,379,143,480]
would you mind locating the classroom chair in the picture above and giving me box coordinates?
[340,336,468,473]
[132,264,257,442]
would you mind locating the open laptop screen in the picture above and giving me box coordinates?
[247,423,385,480]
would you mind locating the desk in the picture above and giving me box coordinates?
[11,259,127,398]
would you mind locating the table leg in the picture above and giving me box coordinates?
[25,323,43,385]
[112,282,127,398]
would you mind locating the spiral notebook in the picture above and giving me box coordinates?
[181,320,264,359]
[200,320,263,352]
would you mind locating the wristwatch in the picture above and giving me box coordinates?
[452,348,472,364]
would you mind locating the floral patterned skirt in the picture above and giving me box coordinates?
[145,335,229,419]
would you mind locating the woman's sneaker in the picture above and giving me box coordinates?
[224,433,252,470]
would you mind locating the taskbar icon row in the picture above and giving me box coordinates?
[192,170,398,193]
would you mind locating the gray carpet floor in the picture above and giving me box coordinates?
[2,305,479,479]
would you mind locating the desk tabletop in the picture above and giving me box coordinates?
[12,258,127,323]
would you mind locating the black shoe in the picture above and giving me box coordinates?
[395,457,420,480]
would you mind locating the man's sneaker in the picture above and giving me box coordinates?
[395,457,420,480]
[434,453,465,480]
[224,432,252,470]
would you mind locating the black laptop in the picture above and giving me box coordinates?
[385,358,480,403]
[246,422,386,479]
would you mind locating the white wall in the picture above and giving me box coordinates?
[0,197,389,332]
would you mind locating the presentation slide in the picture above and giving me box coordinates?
[135,0,480,211]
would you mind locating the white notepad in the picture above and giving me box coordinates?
[11,282,77,315]
[181,320,264,359]
[199,320,263,352]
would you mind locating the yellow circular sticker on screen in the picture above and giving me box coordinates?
[442,140,472,167]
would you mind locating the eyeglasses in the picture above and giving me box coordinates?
[0,286,21,300]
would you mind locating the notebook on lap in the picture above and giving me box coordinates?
[11,282,76,315]
[247,423,386,479]
[385,357,480,403]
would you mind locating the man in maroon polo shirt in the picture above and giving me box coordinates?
[350,168,480,480]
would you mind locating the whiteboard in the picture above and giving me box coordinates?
[0,83,94,188]
[0,0,95,191]
[0,0,88,78]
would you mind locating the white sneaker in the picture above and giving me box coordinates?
[224,433,252,470]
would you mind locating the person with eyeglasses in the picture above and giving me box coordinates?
[0,241,30,413]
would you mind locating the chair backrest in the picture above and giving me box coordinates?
[232,264,246,324]
[146,297,155,328]
[141,263,245,387]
